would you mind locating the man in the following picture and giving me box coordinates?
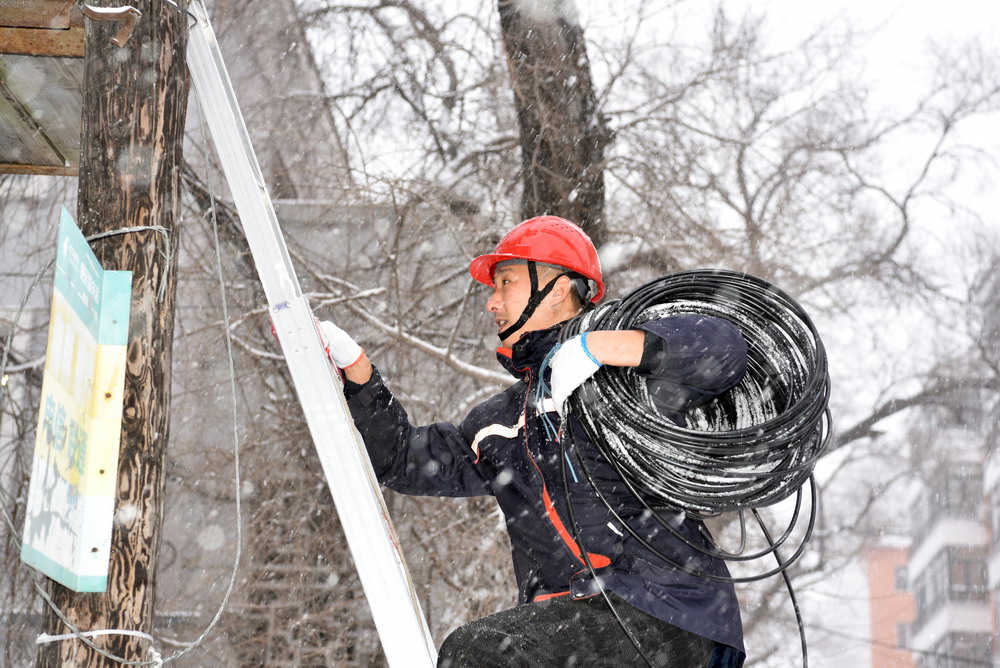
[321,216,748,666]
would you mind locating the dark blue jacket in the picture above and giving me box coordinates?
[344,314,748,652]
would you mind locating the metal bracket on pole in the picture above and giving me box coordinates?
[80,5,142,47]
[184,2,437,665]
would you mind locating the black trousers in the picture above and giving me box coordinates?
[437,593,745,667]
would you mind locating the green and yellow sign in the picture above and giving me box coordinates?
[21,208,131,592]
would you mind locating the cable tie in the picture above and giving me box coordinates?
[36,628,155,645]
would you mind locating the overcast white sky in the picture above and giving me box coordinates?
[582,4,998,666]
[576,0,1000,204]
[721,5,998,666]
[742,0,1000,108]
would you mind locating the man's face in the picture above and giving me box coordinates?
[486,263,560,347]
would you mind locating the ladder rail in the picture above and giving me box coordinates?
[185,3,438,665]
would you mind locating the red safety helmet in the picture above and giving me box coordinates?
[469,216,605,303]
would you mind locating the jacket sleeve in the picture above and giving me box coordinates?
[636,314,748,417]
[342,368,494,498]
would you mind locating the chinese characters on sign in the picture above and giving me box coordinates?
[20,208,132,592]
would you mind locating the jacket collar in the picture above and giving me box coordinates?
[495,324,564,379]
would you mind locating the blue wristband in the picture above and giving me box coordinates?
[579,332,602,367]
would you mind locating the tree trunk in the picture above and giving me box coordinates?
[497,0,612,245]
[37,1,188,665]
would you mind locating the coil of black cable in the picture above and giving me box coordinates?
[561,269,831,517]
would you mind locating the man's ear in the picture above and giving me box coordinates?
[549,274,574,308]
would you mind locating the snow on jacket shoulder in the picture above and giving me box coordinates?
[343,314,747,653]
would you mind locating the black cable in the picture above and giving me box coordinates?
[538,269,831,664]
[564,413,819,583]
[558,435,656,668]
[558,419,814,666]
[753,509,808,668]
[559,269,831,517]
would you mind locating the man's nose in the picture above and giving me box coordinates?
[485,289,500,312]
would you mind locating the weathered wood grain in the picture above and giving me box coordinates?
[38,1,189,665]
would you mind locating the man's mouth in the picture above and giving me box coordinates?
[496,319,508,331]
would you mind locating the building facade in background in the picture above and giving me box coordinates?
[867,544,915,667]
[871,429,997,668]
[986,442,1000,668]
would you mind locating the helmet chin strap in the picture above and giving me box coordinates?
[497,261,566,343]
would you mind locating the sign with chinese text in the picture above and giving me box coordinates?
[21,208,131,592]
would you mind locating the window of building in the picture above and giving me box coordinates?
[916,464,984,540]
[947,632,993,667]
[914,551,948,625]
[920,632,993,668]
[948,551,987,602]
[942,466,982,518]
[989,484,1000,549]
[897,622,910,650]
[913,547,988,627]
[914,487,933,539]
[895,565,908,591]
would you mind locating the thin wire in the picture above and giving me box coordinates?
[85,226,173,302]
[535,310,821,580]
[0,208,241,662]
[564,413,819,584]
[149,105,247,662]
[0,256,54,539]
[159,0,198,26]
[31,581,159,666]
[552,380,813,666]
[154,188,244,664]
[0,234,160,665]
[533,364,653,665]
[557,433,655,668]
[37,629,155,645]
[0,225,169,539]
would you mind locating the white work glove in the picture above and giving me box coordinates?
[318,319,364,369]
[549,333,602,415]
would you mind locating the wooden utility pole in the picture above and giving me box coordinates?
[37,1,189,665]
